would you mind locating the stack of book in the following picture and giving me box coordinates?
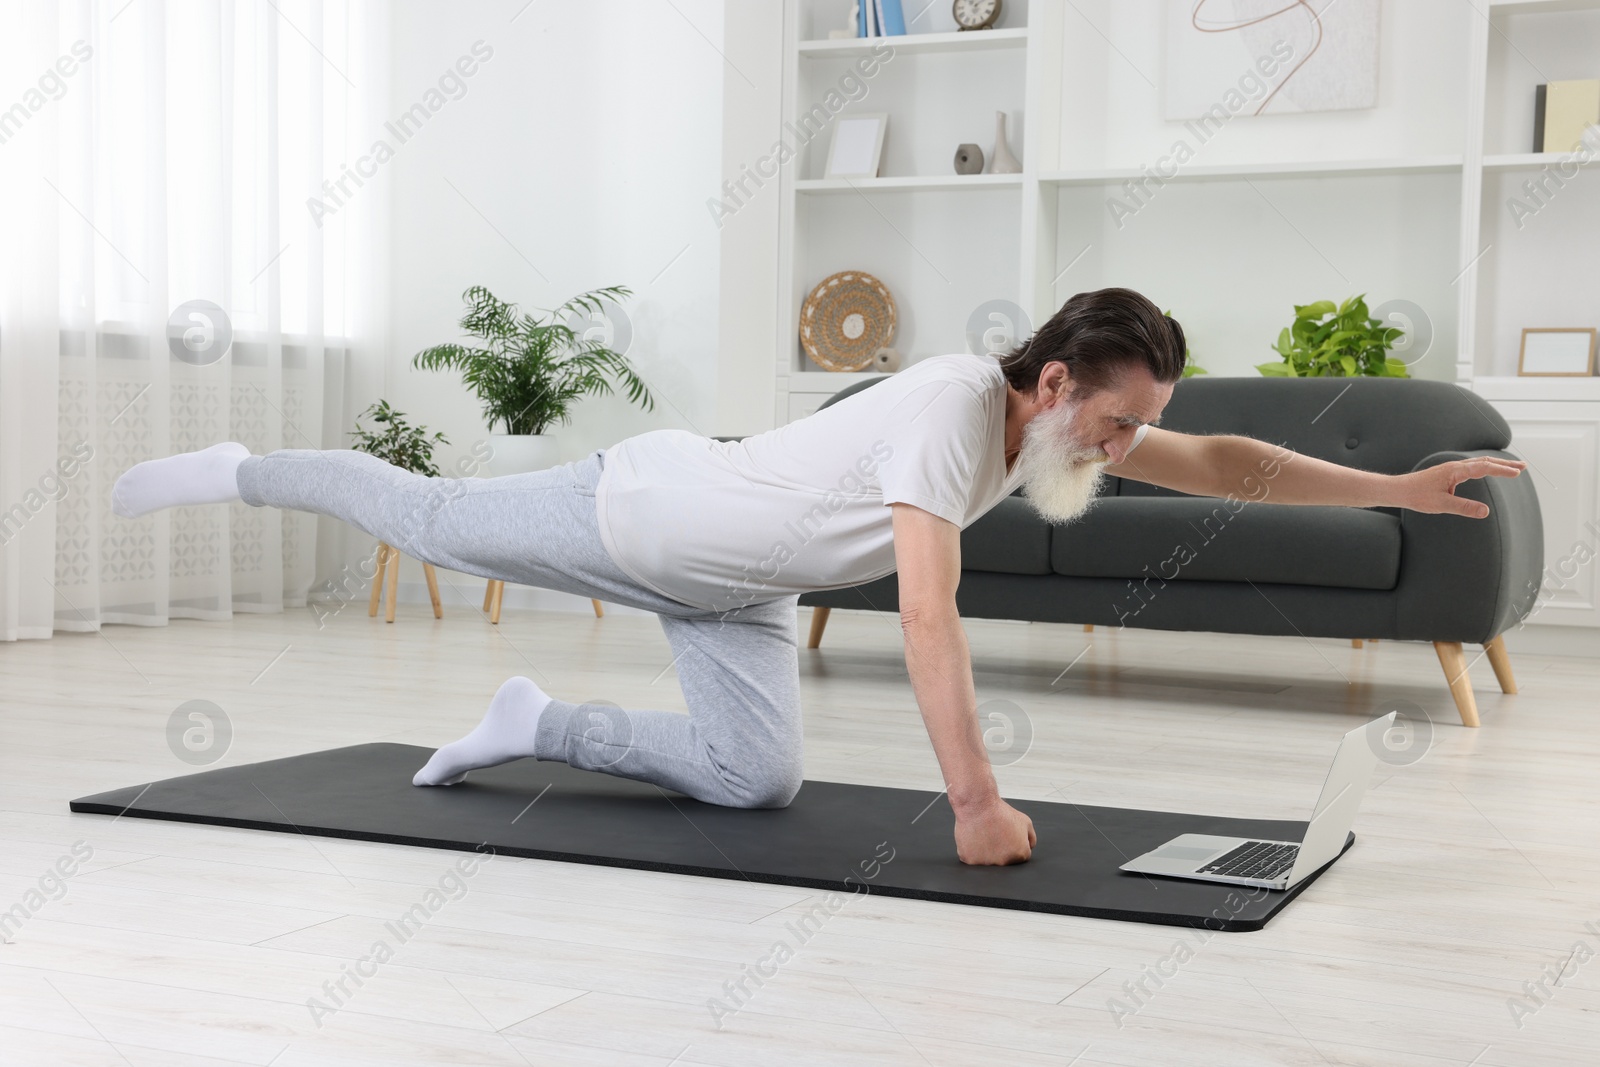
[857,0,907,37]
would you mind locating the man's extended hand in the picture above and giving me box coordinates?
[954,796,1036,866]
[1392,456,1527,518]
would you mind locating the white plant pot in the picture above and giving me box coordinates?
[486,434,562,476]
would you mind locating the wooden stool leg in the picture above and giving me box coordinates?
[385,548,400,623]
[1484,634,1518,694]
[489,579,504,625]
[591,599,605,618]
[483,580,496,612]
[423,563,442,619]
[807,606,831,649]
[369,544,389,617]
[1434,641,1480,728]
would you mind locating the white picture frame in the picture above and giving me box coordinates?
[824,113,887,180]
[1518,328,1597,377]
[1162,0,1380,121]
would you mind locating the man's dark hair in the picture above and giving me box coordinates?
[998,287,1187,395]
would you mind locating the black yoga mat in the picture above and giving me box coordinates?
[70,743,1352,931]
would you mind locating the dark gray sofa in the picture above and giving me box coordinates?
[800,375,1544,727]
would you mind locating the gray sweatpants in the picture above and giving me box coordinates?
[237,448,804,809]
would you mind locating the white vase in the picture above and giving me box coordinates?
[990,111,1021,174]
[486,434,562,476]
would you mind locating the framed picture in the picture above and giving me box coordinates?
[1163,0,1380,120]
[824,113,887,180]
[1518,328,1597,376]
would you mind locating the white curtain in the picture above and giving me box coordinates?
[0,0,389,641]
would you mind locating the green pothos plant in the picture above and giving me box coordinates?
[1257,295,1410,378]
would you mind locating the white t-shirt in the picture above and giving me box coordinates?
[593,353,1146,614]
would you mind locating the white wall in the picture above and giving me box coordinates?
[358,0,726,611]
[385,0,726,457]
[714,1,784,438]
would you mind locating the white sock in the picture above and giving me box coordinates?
[413,676,553,786]
[111,441,252,518]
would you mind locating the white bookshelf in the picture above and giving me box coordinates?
[777,1,1045,421]
[769,0,1600,422]
[795,26,1029,57]
[1482,151,1591,170]
[1459,0,1600,381]
[1040,157,1463,184]
[794,174,1026,193]
[1487,0,1600,13]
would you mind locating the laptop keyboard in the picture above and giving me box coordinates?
[1200,841,1299,880]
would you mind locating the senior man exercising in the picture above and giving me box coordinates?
[113,288,1525,866]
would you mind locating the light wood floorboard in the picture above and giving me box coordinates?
[2,605,1596,1065]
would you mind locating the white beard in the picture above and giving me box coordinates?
[1015,399,1107,524]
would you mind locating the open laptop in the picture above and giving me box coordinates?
[1119,712,1395,891]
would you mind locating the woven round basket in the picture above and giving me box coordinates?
[799,270,897,372]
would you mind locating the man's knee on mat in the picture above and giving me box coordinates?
[721,759,803,810]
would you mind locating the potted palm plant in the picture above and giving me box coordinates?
[412,285,655,475]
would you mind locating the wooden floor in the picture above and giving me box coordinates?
[2,601,1596,1066]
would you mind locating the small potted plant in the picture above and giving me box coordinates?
[1256,295,1410,378]
[349,399,449,475]
[412,285,655,475]
[348,400,451,620]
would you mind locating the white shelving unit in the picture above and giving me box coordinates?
[772,1,1496,422]
[1482,151,1590,170]
[1039,157,1463,184]
[1459,0,1600,381]
[793,174,1026,193]
[1461,1,1600,639]
[795,26,1029,57]
[771,0,1600,419]
[776,1,1050,421]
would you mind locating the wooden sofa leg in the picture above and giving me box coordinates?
[1484,634,1517,694]
[807,607,831,649]
[1434,641,1481,728]
[1083,624,1094,633]
[1352,639,1364,649]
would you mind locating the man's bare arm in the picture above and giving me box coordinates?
[891,502,1035,866]
[1103,426,1527,513]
